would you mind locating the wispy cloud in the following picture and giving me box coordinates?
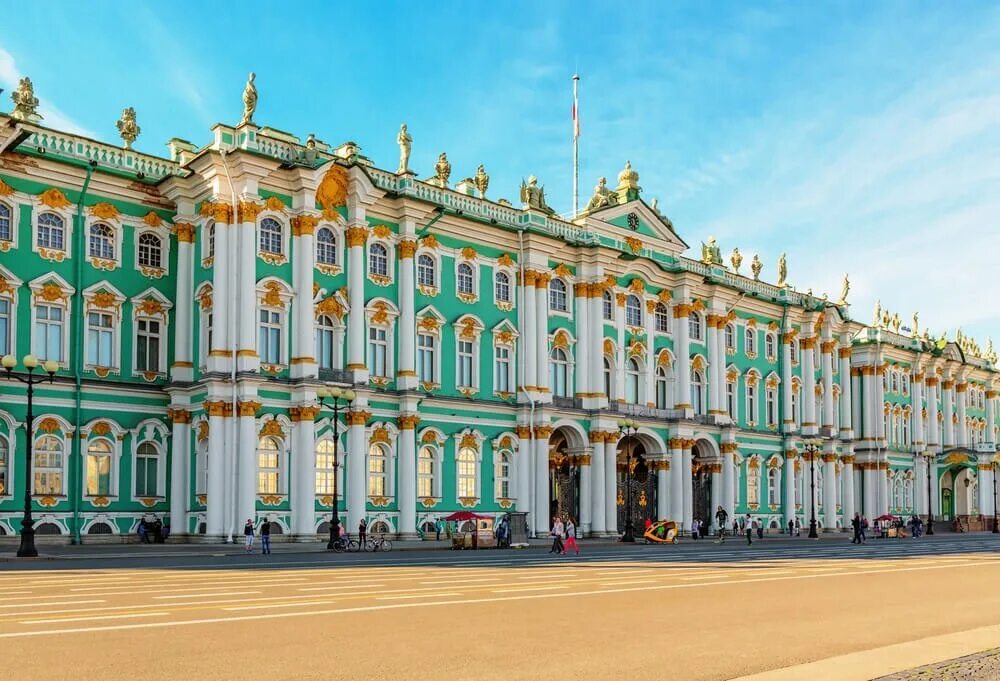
[0,46,97,138]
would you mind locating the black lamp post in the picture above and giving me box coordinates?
[2,354,59,558]
[618,418,639,542]
[992,460,998,534]
[925,453,935,535]
[316,386,355,549]
[803,438,821,539]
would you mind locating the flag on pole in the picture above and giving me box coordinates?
[572,74,580,139]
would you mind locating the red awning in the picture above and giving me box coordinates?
[442,511,492,522]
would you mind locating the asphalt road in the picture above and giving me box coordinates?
[3,536,1000,680]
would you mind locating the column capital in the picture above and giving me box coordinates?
[589,430,607,443]
[203,400,230,417]
[534,424,553,439]
[838,347,852,358]
[398,238,417,259]
[290,214,320,236]
[841,454,855,465]
[237,200,263,223]
[173,223,196,243]
[669,437,684,450]
[200,201,233,223]
[955,382,968,393]
[821,453,838,463]
[820,340,838,354]
[516,425,532,439]
[237,400,262,417]
[289,405,321,421]
[397,414,421,430]
[720,442,738,454]
[799,336,818,350]
[345,225,369,247]
[942,379,955,390]
[167,408,191,424]
[926,376,939,387]
[347,410,371,426]
[781,328,799,344]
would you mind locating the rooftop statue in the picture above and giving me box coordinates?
[116,107,140,149]
[776,253,787,288]
[730,247,743,275]
[474,164,489,197]
[585,176,617,211]
[520,175,553,213]
[701,237,722,266]
[434,152,451,187]
[238,72,257,127]
[10,76,41,122]
[751,254,763,280]
[838,274,850,305]
[396,123,412,174]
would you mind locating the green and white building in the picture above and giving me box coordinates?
[0,77,997,543]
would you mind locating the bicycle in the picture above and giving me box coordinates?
[331,535,361,553]
[367,535,392,552]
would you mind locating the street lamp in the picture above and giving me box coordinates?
[316,386,355,549]
[992,460,998,534]
[2,354,59,558]
[617,418,639,543]
[925,452,934,535]
[802,437,822,539]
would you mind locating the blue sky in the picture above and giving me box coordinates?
[3,2,999,347]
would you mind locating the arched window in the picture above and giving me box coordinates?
[0,203,10,241]
[654,303,670,332]
[368,444,388,497]
[548,278,567,312]
[495,451,512,499]
[655,367,669,409]
[316,227,337,265]
[494,344,511,393]
[550,348,570,398]
[417,254,436,287]
[259,306,282,365]
[746,381,758,423]
[206,220,216,259]
[417,332,435,383]
[625,295,642,327]
[135,442,159,497]
[89,223,115,260]
[688,312,702,341]
[137,233,163,269]
[86,439,112,496]
[691,369,705,414]
[725,324,736,352]
[603,357,613,399]
[368,243,388,277]
[37,212,65,251]
[457,446,477,499]
[747,461,760,506]
[767,468,780,506]
[417,446,436,498]
[727,380,737,421]
[257,436,281,494]
[765,333,776,360]
[625,358,641,404]
[790,339,798,363]
[315,315,336,369]
[766,387,778,427]
[745,328,757,355]
[259,217,283,255]
[602,290,613,320]
[457,262,475,295]
[315,439,337,495]
[791,386,800,425]
[494,271,511,303]
[890,371,899,393]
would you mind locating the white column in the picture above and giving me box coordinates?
[927,379,940,449]
[206,207,231,374]
[670,442,683,523]
[942,380,955,447]
[823,450,837,529]
[396,415,417,537]
[929,459,940,516]
[706,315,721,415]
[682,443,693,527]
[579,452,592,534]
[838,345,853,438]
[346,411,368,534]
[534,425,551,534]
[171,226,195,381]
[657,461,669,521]
[589,431,606,535]
[717,319,729,421]
[956,384,968,447]
[783,449,797,527]
[851,370,863,439]
[345,224,368,376]
[914,455,926,515]
[575,284,590,397]
[605,434,618,534]
[535,275,550,394]
[862,463,874,518]
[521,272,537,391]
[205,405,227,537]
[396,240,417,389]
[841,454,855,524]
[782,331,794,432]
[912,372,926,449]
[710,464,722,530]
[169,411,190,535]
[614,293,626,402]
[236,406,257,528]
[588,284,605,404]
[290,216,318,378]
[643,299,655,406]
[801,337,817,435]
[517,426,532,522]
[674,305,691,409]
[862,370,875,441]
[235,204,258,373]
[821,340,835,430]
[290,407,317,537]
[977,462,990,518]
[722,446,735,522]
[878,463,890,517]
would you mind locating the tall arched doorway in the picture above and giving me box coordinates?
[549,427,584,523]
[616,436,656,534]
[691,439,715,528]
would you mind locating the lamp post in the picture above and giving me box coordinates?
[802,437,821,539]
[316,386,355,549]
[2,354,59,558]
[992,460,998,534]
[925,452,935,535]
[617,418,639,542]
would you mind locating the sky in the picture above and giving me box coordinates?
[3,2,998,347]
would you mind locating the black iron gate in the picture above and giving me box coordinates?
[617,456,656,533]
[550,463,580,522]
[692,464,712,529]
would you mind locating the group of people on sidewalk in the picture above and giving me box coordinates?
[548,516,581,555]
[243,519,272,554]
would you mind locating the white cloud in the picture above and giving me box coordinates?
[0,46,96,138]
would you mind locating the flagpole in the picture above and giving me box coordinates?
[572,73,580,219]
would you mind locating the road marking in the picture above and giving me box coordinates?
[0,600,104,610]
[298,584,385,592]
[599,580,658,587]
[155,591,260,599]
[223,601,335,611]
[419,578,503,585]
[376,592,461,600]
[678,574,731,580]
[491,585,568,593]
[20,612,169,624]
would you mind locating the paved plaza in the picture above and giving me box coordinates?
[3,535,1000,680]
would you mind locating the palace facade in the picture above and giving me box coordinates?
[0,78,997,543]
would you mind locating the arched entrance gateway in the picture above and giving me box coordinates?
[615,433,659,534]
[938,449,983,528]
[692,438,720,530]
[548,425,587,523]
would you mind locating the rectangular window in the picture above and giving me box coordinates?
[34,304,64,362]
[0,298,9,357]
[315,449,336,495]
[368,455,386,497]
[136,318,161,373]
[86,311,114,367]
[34,451,62,495]
[457,340,474,388]
[494,345,510,393]
[417,333,435,383]
[86,453,111,496]
[766,389,777,427]
[259,309,282,365]
[257,450,279,494]
[135,455,157,497]
[417,451,435,498]
[316,326,335,369]
[726,382,736,420]
[368,327,387,377]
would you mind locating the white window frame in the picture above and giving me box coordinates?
[87,222,117,263]
[548,278,569,313]
[367,442,394,499]
[135,230,166,273]
[551,347,571,398]
[688,312,703,342]
[417,331,438,385]
[493,269,514,308]
[495,343,512,394]
[724,323,736,353]
[602,290,613,321]
[84,436,118,499]
[33,208,73,259]
[625,295,642,328]
[201,219,216,266]
[0,200,16,248]
[745,379,759,426]
[367,239,395,285]
[258,215,287,258]
[625,356,642,404]
[314,437,343,497]
[495,450,513,501]
[417,253,437,289]
[133,440,164,498]
[417,444,442,499]
[455,444,482,501]
[34,433,67,496]
[744,327,757,357]
[315,226,338,267]
[256,435,285,495]
[456,262,476,297]
[654,303,670,333]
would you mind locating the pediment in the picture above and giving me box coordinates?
[582,199,688,255]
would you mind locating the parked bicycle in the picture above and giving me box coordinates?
[331,534,360,553]
[365,535,392,552]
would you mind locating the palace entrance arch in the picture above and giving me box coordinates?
[548,425,587,523]
[614,433,659,534]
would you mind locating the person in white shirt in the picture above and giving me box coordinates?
[549,517,565,554]
[745,513,754,545]
[564,517,580,555]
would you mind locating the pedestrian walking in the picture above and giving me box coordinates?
[691,519,700,541]
[788,519,794,536]
[358,517,368,549]
[745,513,753,545]
[715,506,728,543]
[860,516,868,543]
[564,517,580,555]
[435,518,442,541]
[794,517,801,537]
[244,518,255,553]
[756,518,764,540]
[851,513,862,544]
[260,520,271,555]
[549,516,565,554]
